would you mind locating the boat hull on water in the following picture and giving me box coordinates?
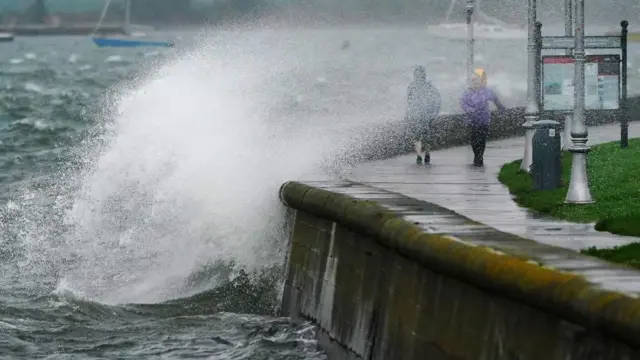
[427,22,526,40]
[0,32,14,42]
[92,37,173,48]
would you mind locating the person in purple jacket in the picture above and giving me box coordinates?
[459,70,505,166]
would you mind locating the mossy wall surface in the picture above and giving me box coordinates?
[279,181,640,360]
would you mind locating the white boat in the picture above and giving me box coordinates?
[0,32,14,43]
[428,0,526,40]
[427,22,526,40]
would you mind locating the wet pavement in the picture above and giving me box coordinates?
[346,121,640,251]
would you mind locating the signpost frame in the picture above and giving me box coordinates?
[537,22,629,147]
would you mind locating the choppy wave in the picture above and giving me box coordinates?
[0,33,321,359]
[0,259,314,359]
[0,307,323,359]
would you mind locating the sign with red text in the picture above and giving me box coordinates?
[542,55,620,111]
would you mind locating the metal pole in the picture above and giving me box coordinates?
[466,0,475,86]
[565,0,593,204]
[563,0,573,151]
[621,20,629,148]
[535,22,542,108]
[521,0,539,172]
[564,0,572,47]
[124,0,131,34]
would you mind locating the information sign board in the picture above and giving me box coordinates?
[542,55,620,111]
[541,36,621,49]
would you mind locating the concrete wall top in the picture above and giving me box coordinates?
[280,180,640,349]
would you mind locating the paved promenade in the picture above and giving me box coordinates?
[347,121,640,252]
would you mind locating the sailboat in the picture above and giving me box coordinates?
[92,0,173,48]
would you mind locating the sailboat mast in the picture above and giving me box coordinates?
[444,0,457,22]
[474,0,507,26]
[124,0,131,34]
[92,0,112,35]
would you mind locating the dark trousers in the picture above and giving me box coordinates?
[468,125,489,164]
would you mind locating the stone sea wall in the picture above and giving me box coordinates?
[279,181,640,360]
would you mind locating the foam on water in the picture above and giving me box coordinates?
[1,25,545,307]
[105,55,125,63]
[11,29,386,305]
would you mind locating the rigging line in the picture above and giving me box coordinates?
[91,0,113,35]
[444,0,457,22]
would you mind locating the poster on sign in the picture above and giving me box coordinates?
[541,55,620,111]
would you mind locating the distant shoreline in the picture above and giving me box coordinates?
[0,23,126,36]
[2,17,635,36]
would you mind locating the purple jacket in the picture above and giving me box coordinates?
[460,87,505,126]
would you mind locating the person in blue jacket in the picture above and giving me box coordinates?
[406,66,441,165]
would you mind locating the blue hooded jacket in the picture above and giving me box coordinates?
[406,68,441,122]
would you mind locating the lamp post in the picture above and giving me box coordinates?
[520,0,539,171]
[621,20,629,148]
[466,0,475,86]
[563,0,573,150]
[565,0,593,204]
[535,21,542,108]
